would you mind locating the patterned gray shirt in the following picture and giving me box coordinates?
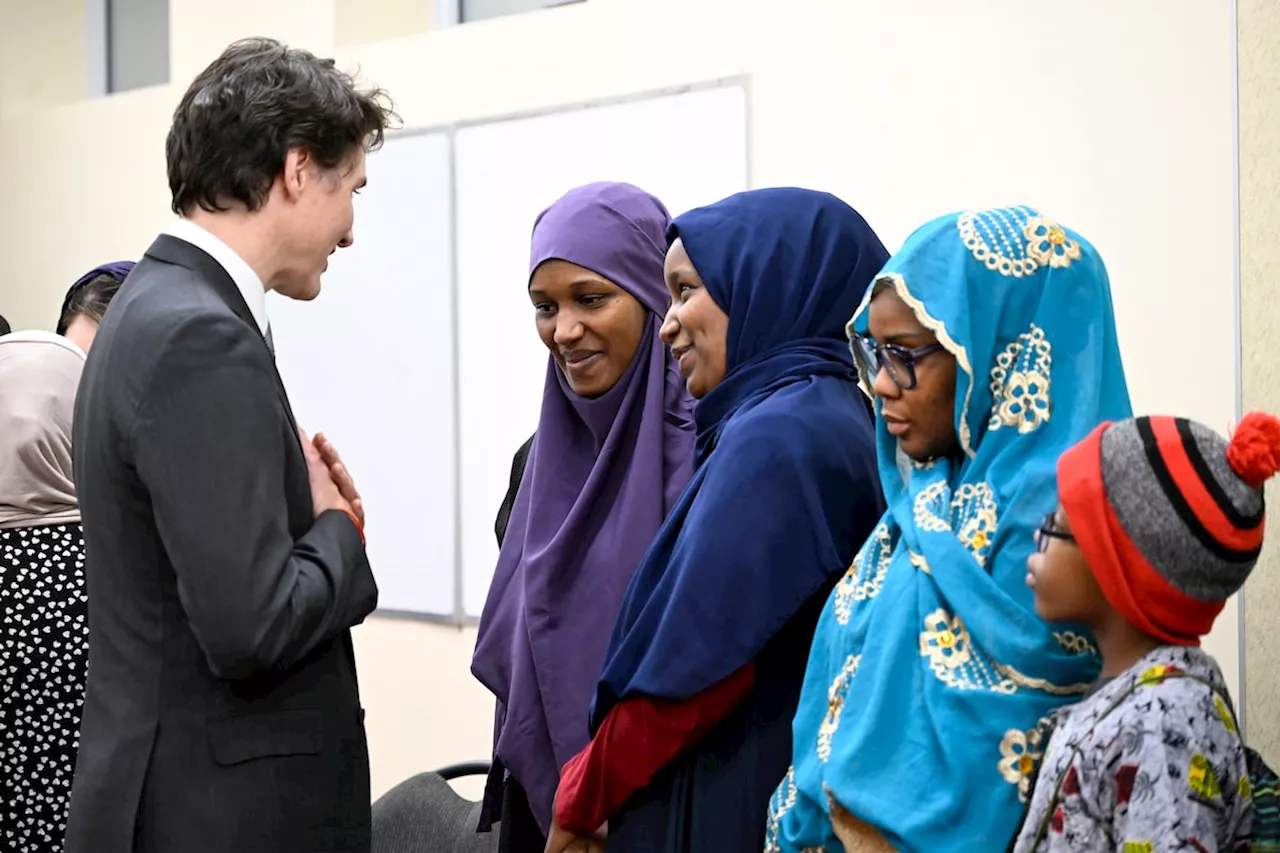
[1011,645,1251,852]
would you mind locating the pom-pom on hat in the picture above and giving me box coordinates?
[1058,412,1280,645]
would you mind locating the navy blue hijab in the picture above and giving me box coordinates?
[591,188,888,728]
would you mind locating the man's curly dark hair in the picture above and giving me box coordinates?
[166,37,397,215]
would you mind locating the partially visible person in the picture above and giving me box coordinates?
[56,262,134,352]
[65,37,393,853]
[1009,412,1279,852]
[546,188,887,853]
[0,331,90,853]
[770,206,1133,852]
[472,182,696,852]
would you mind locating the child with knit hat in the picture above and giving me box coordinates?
[1010,412,1280,852]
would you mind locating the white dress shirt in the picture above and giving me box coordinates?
[163,218,269,335]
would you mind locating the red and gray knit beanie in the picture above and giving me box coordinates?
[1057,412,1280,645]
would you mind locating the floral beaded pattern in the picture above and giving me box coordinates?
[817,655,861,762]
[764,766,799,853]
[919,609,977,676]
[958,207,1081,278]
[999,717,1054,802]
[912,480,1000,566]
[833,524,893,624]
[1024,216,1083,269]
[1053,632,1097,657]
[920,609,1090,697]
[990,325,1053,434]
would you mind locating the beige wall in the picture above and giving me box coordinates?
[0,0,87,122]
[1238,0,1280,759]
[335,0,433,47]
[0,0,1265,796]
[353,619,489,798]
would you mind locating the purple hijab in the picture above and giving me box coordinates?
[471,182,695,833]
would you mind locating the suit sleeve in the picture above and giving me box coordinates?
[131,313,378,680]
[553,662,756,835]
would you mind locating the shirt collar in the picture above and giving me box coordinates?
[162,218,269,334]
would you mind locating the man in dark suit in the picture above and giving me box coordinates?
[66,38,395,853]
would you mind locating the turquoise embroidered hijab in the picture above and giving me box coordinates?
[767,206,1133,852]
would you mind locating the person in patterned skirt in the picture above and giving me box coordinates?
[0,330,91,853]
[1011,412,1280,851]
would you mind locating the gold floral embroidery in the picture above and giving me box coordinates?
[912,481,1000,565]
[835,525,894,624]
[1024,215,1082,269]
[1123,842,1155,853]
[992,662,1091,695]
[1053,631,1098,656]
[912,481,952,533]
[959,208,1040,278]
[920,610,972,670]
[998,719,1050,802]
[920,609,1091,696]
[957,207,1080,278]
[817,655,861,762]
[989,325,1052,434]
[908,550,931,575]
[764,766,798,853]
[952,483,999,566]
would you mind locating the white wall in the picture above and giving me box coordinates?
[0,0,1240,795]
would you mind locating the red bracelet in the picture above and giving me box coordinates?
[339,508,366,545]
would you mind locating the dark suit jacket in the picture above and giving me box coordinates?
[66,235,379,853]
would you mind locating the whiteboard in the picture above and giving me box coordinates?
[269,131,457,616]
[454,85,749,617]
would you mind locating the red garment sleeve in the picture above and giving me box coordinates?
[553,661,756,836]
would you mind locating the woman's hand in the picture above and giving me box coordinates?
[544,820,606,853]
[827,790,895,853]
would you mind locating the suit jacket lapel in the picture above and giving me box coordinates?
[143,236,301,438]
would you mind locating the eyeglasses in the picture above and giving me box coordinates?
[1034,512,1075,554]
[851,333,946,391]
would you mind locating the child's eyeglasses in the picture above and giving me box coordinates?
[1034,512,1075,554]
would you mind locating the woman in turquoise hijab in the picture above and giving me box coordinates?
[767,206,1133,852]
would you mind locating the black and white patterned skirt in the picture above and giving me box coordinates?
[0,523,89,853]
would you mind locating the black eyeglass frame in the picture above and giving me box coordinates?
[851,332,947,391]
[1034,512,1075,554]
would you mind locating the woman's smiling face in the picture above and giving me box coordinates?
[529,259,648,398]
[660,238,729,399]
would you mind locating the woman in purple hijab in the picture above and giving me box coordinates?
[471,182,696,851]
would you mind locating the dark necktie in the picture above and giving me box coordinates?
[264,324,275,359]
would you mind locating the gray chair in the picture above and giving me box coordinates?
[371,762,499,853]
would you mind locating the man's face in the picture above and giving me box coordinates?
[272,147,366,301]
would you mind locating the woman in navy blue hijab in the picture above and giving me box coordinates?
[545,188,887,853]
